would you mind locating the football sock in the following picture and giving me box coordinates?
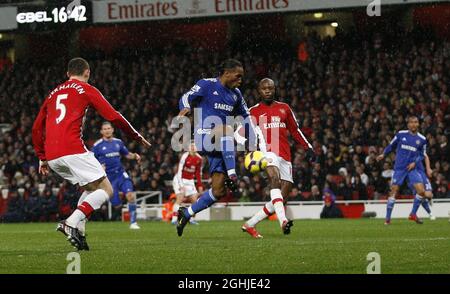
[421,198,432,215]
[246,201,275,227]
[66,189,109,227]
[386,197,395,222]
[77,219,86,236]
[221,136,236,176]
[77,191,90,206]
[410,194,422,216]
[171,203,180,222]
[185,189,216,218]
[129,202,137,224]
[270,189,287,226]
[67,191,90,228]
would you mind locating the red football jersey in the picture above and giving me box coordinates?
[32,79,143,161]
[176,152,203,188]
[250,101,312,162]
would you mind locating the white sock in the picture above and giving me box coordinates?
[77,219,86,236]
[172,203,180,222]
[246,202,275,227]
[270,188,287,226]
[66,189,109,228]
[66,210,86,228]
[78,191,91,206]
[82,189,109,210]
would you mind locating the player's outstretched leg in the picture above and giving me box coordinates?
[177,189,217,236]
[242,202,274,238]
[177,207,189,237]
[220,127,239,195]
[241,224,263,239]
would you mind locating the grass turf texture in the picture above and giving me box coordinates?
[0,219,448,274]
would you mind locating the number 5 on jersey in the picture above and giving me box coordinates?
[56,94,68,124]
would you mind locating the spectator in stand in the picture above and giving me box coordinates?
[1,190,25,222]
[311,185,321,201]
[320,188,343,219]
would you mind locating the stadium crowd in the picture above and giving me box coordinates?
[0,28,449,221]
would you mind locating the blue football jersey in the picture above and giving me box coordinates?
[179,78,258,151]
[92,138,129,175]
[383,130,427,170]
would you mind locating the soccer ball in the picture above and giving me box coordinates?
[244,151,268,174]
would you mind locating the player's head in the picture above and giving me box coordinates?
[258,78,276,104]
[188,141,197,154]
[219,59,244,89]
[67,57,90,82]
[407,115,419,133]
[100,121,114,139]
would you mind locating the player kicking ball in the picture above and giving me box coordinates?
[377,115,427,225]
[171,142,204,225]
[175,59,260,237]
[93,121,142,230]
[241,78,316,238]
[32,58,150,250]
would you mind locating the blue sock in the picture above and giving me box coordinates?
[184,189,216,218]
[410,194,422,216]
[421,198,432,214]
[386,197,395,221]
[221,136,236,176]
[129,203,137,224]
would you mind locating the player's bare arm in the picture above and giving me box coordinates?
[425,154,432,178]
[38,160,50,176]
[126,153,141,164]
[178,108,191,117]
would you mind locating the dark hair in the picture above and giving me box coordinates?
[219,59,243,75]
[407,115,419,122]
[67,57,89,76]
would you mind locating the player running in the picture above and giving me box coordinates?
[93,121,142,230]
[408,153,436,220]
[171,142,204,225]
[175,59,260,237]
[241,78,316,238]
[376,115,427,225]
[32,57,150,250]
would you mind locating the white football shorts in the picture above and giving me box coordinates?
[172,176,198,197]
[265,152,293,183]
[48,152,106,187]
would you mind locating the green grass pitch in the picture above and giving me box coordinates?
[0,219,449,274]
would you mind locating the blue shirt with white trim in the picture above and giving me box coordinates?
[383,130,427,170]
[92,138,129,175]
[178,78,258,149]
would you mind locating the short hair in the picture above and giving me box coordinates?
[219,59,243,75]
[101,121,113,128]
[407,115,419,122]
[67,57,89,76]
